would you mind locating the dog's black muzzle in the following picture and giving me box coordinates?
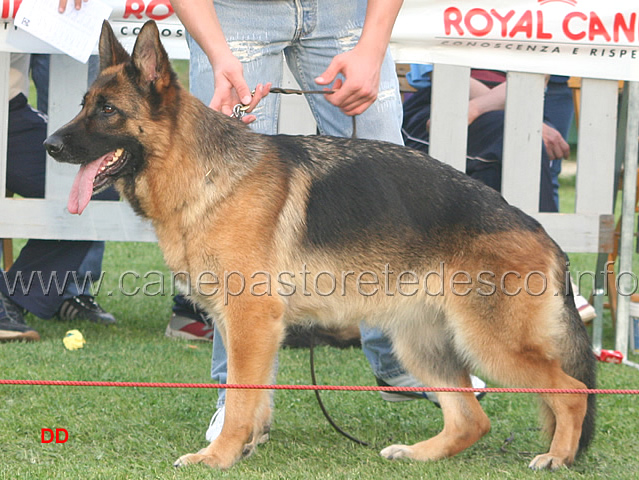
[43,133,66,159]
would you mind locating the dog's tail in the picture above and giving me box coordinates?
[550,255,597,454]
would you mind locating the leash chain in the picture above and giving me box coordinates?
[232,87,357,138]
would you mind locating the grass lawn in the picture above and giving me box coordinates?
[2,169,638,480]
[4,71,639,478]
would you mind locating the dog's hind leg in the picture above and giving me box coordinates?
[529,385,588,470]
[380,373,490,461]
[174,296,285,469]
[464,302,592,470]
[465,321,589,469]
[380,322,491,461]
[485,353,588,470]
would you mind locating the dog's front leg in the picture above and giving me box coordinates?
[174,296,285,469]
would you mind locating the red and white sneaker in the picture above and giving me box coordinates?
[574,293,597,323]
[165,313,214,342]
[571,280,596,323]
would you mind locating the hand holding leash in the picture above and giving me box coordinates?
[229,83,271,122]
[315,46,383,116]
[208,49,272,124]
[227,83,272,123]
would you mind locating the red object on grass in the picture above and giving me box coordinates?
[596,349,624,364]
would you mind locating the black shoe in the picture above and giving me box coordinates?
[58,295,116,325]
[0,291,40,342]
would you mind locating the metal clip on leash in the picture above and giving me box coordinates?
[230,89,257,120]
[230,88,318,120]
[231,103,251,120]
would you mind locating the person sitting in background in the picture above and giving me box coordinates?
[402,64,567,212]
[0,53,118,342]
[401,64,595,322]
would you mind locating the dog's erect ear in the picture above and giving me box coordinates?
[98,21,130,71]
[131,20,173,91]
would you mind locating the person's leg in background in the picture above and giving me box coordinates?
[284,0,411,388]
[29,54,50,114]
[466,110,558,213]
[544,76,574,210]
[166,0,288,345]
[1,94,116,342]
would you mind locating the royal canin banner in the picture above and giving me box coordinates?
[2,0,639,80]
[391,0,639,80]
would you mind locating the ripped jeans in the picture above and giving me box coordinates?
[186,0,407,409]
[187,0,404,140]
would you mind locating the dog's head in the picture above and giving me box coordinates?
[44,20,178,214]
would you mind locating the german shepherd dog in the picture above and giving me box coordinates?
[45,20,596,471]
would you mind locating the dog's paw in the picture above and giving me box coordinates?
[173,452,235,470]
[528,453,571,471]
[380,444,413,460]
[173,453,201,468]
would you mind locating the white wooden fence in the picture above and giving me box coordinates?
[0,18,637,359]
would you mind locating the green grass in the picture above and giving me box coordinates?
[2,301,639,480]
[2,149,639,477]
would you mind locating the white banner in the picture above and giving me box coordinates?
[1,0,189,58]
[392,0,639,81]
[2,0,639,79]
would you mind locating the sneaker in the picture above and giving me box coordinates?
[570,280,596,323]
[205,406,226,442]
[0,291,40,342]
[377,373,487,406]
[57,295,116,325]
[574,293,596,323]
[205,405,270,444]
[165,312,214,342]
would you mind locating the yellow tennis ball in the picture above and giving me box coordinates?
[63,329,86,351]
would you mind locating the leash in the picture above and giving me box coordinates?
[308,332,370,447]
[232,87,358,138]
[269,87,364,445]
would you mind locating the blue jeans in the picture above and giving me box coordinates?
[187,0,406,408]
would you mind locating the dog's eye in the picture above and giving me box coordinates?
[102,104,116,115]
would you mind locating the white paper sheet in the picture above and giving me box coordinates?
[14,0,112,63]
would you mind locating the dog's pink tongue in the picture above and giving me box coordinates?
[67,158,104,215]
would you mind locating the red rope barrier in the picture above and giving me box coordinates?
[1,379,638,395]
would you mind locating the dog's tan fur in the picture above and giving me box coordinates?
[45,21,596,471]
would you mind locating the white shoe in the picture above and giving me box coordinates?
[205,406,225,442]
[205,405,270,445]
[377,373,487,406]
